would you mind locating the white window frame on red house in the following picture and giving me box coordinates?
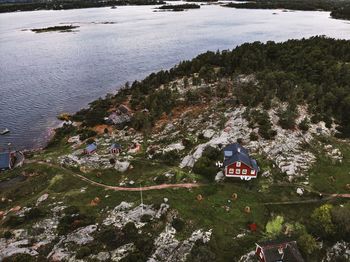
[229,168,234,174]
[242,169,247,175]
[236,161,241,167]
[236,169,241,175]
[251,170,256,175]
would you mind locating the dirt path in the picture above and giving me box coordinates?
[263,194,350,205]
[263,197,334,205]
[30,160,201,192]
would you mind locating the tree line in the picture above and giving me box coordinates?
[0,0,165,13]
[73,37,350,138]
[224,0,350,21]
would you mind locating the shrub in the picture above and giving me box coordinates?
[202,146,221,161]
[202,185,219,196]
[25,207,45,220]
[140,214,153,223]
[249,132,258,141]
[310,204,336,238]
[58,206,95,235]
[122,222,138,242]
[79,129,97,141]
[265,215,284,237]
[155,150,180,165]
[96,227,121,248]
[172,218,185,232]
[197,133,205,140]
[278,106,297,130]
[4,215,25,227]
[298,233,317,255]
[298,118,310,131]
[192,156,218,181]
[86,138,95,145]
[182,138,193,149]
[187,239,216,262]
[134,234,154,255]
[76,246,91,259]
[3,231,13,239]
[331,204,350,241]
[46,123,76,148]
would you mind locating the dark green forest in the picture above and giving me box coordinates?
[0,0,164,13]
[74,37,350,138]
[157,3,200,11]
[224,0,350,20]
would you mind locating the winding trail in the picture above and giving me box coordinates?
[28,160,201,191]
[26,160,349,195]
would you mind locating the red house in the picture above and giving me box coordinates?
[255,240,304,262]
[223,143,259,180]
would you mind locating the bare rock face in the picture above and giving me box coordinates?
[238,250,256,262]
[215,171,225,182]
[0,239,39,260]
[89,243,135,261]
[36,193,49,206]
[48,224,98,260]
[179,105,338,179]
[180,107,252,169]
[323,241,350,262]
[0,205,66,260]
[103,201,169,228]
[148,226,212,262]
[163,142,185,153]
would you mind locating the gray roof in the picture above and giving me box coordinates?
[0,152,10,170]
[223,143,259,172]
[258,240,304,262]
[86,143,97,153]
[111,143,122,150]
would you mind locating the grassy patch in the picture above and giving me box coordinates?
[309,138,350,194]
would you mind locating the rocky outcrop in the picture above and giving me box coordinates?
[179,105,337,179]
[323,241,350,262]
[148,225,212,262]
[103,201,169,228]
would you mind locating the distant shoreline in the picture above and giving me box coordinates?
[0,0,165,14]
[223,0,350,21]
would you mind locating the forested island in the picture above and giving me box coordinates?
[1,37,350,261]
[224,0,350,21]
[157,3,200,11]
[31,25,79,33]
[0,0,165,13]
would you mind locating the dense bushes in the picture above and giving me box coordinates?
[193,146,221,181]
[225,0,350,20]
[0,0,166,13]
[4,207,46,227]
[278,104,298,130]
[46,123,76,148]
[71,37,350,138]
[58,206,95,235]
[78,129,97,141]
[171,218,185,231]
[246,109,277,139]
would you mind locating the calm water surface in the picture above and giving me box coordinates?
[0,4,349,150]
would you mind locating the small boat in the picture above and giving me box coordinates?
[0,128,10,135]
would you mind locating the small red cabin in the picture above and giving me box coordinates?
[223,143,259,180]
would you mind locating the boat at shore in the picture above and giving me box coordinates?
[0,128,10,135]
